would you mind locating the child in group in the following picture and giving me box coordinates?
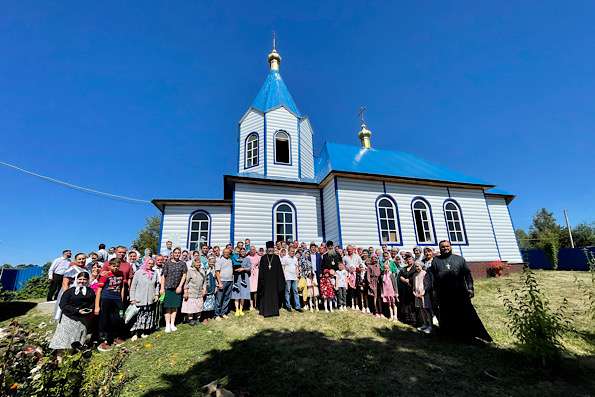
[319,269,336,312]
[335,262,348,311]
[356,265,369,313]
[347,266,357,310]
[381,262,399,321]
[306,272,319,311]
[94,258,125,352]
[413,262,433,334]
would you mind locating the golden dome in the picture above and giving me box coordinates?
[268,48,281,70]
[358,123,372,149]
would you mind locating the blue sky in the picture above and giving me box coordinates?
[1,1,594,265]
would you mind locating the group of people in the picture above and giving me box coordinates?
[46,238,492,354]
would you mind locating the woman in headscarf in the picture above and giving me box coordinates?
[54,252,88,321]
[248,245,260,310]
[49,270,95,351]
[398,254,417,324]
[129,257,160,339]
[366,255,382,318]
[182,253,207,325]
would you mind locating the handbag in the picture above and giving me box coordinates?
[203,294,216,311]
[124,304,140,324]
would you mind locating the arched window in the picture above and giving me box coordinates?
[376,196,401,244]
[188,211,210,251]
[273,201,296,242]
[412,198,436,244]
[274,131,291,165]
[245,133,259,169]
[444,200,467,244]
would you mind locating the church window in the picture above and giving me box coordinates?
[273,201,296,242]
[444,200,467,244]
[245,133,259,168]
[376,196,401,244]
[188,211,210,251]
[274,131,291,164]
[412,198,436,244]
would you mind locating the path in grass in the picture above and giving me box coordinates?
[113,271,594,397]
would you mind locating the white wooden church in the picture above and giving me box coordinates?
[153,43,523,267]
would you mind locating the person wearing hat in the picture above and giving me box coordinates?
[257,241,285,317]
[321,241,342,272]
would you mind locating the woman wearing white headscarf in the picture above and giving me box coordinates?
[49,270,95,350]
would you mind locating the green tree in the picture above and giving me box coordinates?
[560,223,595,248]
[529,209,562,269]
[132,216,161,254]
[515,228,531,249]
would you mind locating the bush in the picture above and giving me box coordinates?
[486,261,507,277]
[0,321,130,397]
[576,249,595,323]
[0,277,50,302]
[501,267,572,367]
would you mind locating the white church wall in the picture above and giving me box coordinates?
[448,188,500,261]
[299,118,315,179]
[266,107,300,179]
[384,182,450,251]
[322,179,339,244]
[486,197,523,263]
[238,110,264,175]
[160,205,231,253]
[233,183,323,247]
[335,178,385,247]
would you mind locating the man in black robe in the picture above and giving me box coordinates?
[257,241,286,317]
[321,240,342,272]
[430,240,492,343]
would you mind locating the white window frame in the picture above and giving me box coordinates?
[376,197,400,244]
[444,201,466,244]
[188,211,210,251]
[274,131,291,165]
[245,133,259,169]
[412,198,436,244]
[273,202,296,242]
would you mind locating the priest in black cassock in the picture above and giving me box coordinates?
[257,241,286,317]
[430,240,492,343]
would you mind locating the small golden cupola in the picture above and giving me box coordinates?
[357,106,372,149]
[268,32,282,71]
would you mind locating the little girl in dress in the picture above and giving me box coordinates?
[306,272,319,311]
[381,262,399,321]
[319,269,336,312]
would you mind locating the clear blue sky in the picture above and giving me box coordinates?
[1,1,594,265]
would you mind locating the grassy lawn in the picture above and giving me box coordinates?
[3,271,594,396]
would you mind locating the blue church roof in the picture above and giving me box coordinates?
[251,70,301,116]
[315,142,494,187]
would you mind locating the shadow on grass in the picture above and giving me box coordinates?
[0,301,38,322]
[138,325,595,397]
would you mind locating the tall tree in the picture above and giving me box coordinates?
[560,223,595,248]
[132,216,161,254]
[515,228,531,249]
[529,208,561,269]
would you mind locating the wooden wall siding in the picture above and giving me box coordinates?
[448,188,500,261]
[299,118,315,179]
[486,197,523,263]
[266,107,299,179]
[233,183,323,247]
[238,110,264,175]
[322,180,339,243]
[160,205,231,252]
[384,181,450,251]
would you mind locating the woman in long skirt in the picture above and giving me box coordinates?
[366,255,382,318]
[182,256,207,325]
[50,271,94,351]
[398,255,417,324]
[53,253,88,321]
[248,246,260,309]
[129,257,159,339]
[232,247,251,316]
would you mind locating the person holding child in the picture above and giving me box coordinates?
[231,247,251,316]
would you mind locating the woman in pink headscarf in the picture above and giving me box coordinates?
[248,245,261,310]
[129,257,160,340]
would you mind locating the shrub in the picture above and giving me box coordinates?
[575,249,595,323]
[501,267,571,367]
[15,277,50,300]
[486,261,507,277]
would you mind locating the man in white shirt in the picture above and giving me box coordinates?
[281,247,302,312]
[97,243,109,262]
[47,249,72,301]
[342,244,362,271]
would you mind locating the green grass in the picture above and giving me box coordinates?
[3,271,595,396]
